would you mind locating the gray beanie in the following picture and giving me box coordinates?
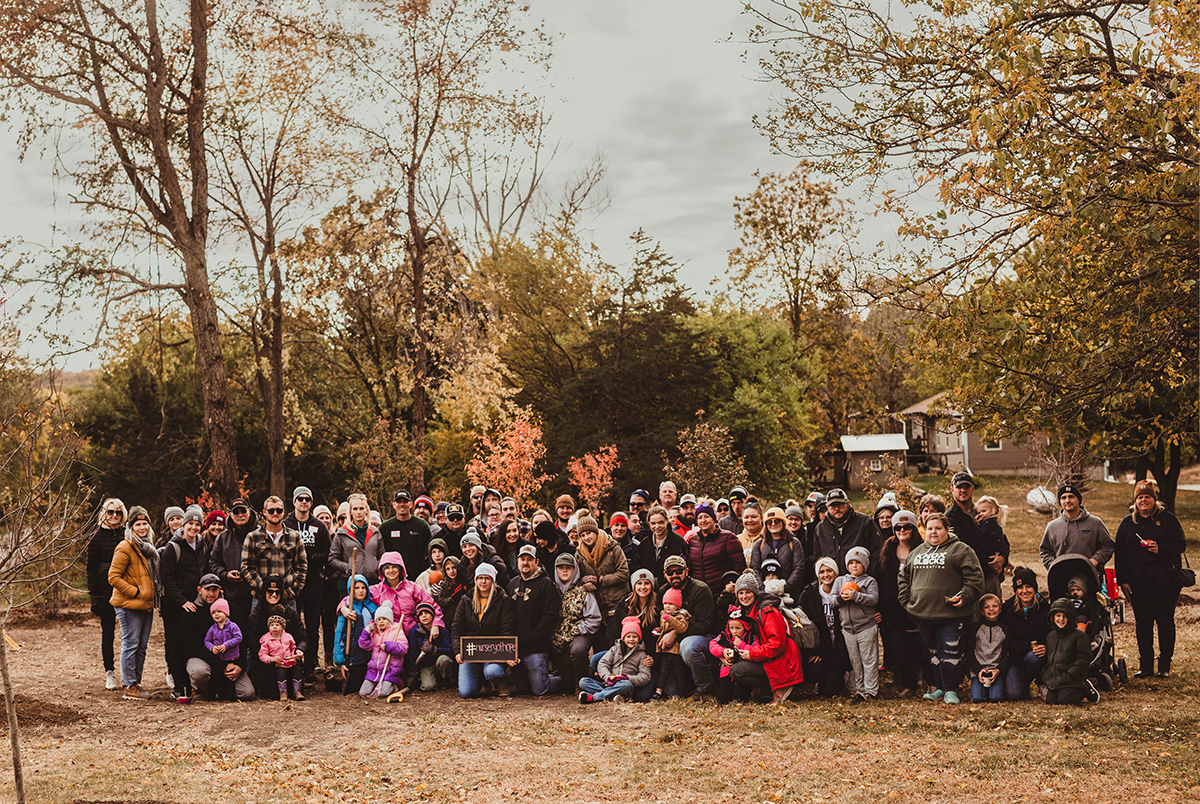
[460,531,483,549]
[292,485,313,502]
[630,568,655,589]
[784,505,804,520]
[555,553,577,569]
[734,571,760,594]
[845,546,871,571]
[182,504,204,525]
[164,506,184,524]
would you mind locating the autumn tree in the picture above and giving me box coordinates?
[465,407,553,505]
[568,445,620,514]
[663,419,750,501]
[0,0,242,499]
[746,0,1198,496]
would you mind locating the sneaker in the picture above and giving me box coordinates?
[1156,670,1171,679]
[923,689,944,701]
[611,694,626,703]
[174,690,191,704]
[771,685,794,705]
[122,684,150,700]
[578,692,592,704]
[105,671,118,691]
[943,691,960,705]
[855,691,871,703]
[650,691,664,701]
[1134,668,1153,679]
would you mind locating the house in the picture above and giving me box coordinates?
[837,433,909,491]
[900,392,1041,476]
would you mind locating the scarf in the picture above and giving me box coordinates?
[577,531,611,571]
[126,526,162,610]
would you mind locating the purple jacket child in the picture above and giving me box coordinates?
[204,599,243,661]
[358,602,408,686]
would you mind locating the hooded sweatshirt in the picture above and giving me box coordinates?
[551,564,602,648]
[334,574,378,667]
[370,551,444,634]
[897,533,985,621]
[830,572,879,635]
[507,565,562,656]
[1039,506,1114,572]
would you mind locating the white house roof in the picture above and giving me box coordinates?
[840,434,909,452]
[900,391,959,417]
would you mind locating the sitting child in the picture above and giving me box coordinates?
[1066,575,1103,639]
[333,574,378,696]
[578,617,651,704]
[652,587,691,700]
[968,593,1009,703]
[1043,597,1093,705]
[357,602,408,701]
[259,614,302,701]
[710,607,759,704]
[405,601,455,692]
[203,599,242,701]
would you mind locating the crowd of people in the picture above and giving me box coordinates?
[85,474,1187,707]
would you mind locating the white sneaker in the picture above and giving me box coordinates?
[105,670,118,691]
[165,672,174,690]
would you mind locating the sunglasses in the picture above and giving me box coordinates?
[448,515,464,521]
[896,524,916,531]
[265,507,284,514]
[232,507,249,514]
[664,567,685,576]
[105,509,122,516]
[295,496,312,503]
[628,501,645,509]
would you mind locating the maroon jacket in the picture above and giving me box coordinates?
[686,527,746,597]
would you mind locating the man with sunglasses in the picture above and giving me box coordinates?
[241,495,308,620]
[285,486,330,682]
[657,555,716,699]
[209,499,258,632]
[442,503,468,557]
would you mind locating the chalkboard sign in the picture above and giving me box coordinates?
[461,635,518,663]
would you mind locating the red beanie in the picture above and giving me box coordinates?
[663,588,683,608]
[609,513,629,528]
[620,616,642,640]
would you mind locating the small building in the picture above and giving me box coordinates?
[838,433,909,491]
[900,392,1041,476]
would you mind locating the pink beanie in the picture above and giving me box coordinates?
[663,588,683,608]
[620,616,642,640]
[210,598,230,617]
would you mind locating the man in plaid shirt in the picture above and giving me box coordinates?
[242,495,308,618]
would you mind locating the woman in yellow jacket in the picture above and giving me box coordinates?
[108,506,160,700]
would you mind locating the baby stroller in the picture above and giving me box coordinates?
[1047,553,1128,691]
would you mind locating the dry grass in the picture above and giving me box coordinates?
[0,478,1195,803]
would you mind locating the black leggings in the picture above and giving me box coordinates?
[1129,583,1178,670]
[97,603,117,673]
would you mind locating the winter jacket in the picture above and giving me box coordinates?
[1001,592,1051,663]
[656,610,690,654]
[284,513,331,586]
[328,524,382,585]
[798,580,845,657]
[371,552,444,634]
[334,575,378,667]
[597,639,652,688]
[1042,599,1090,691]
[1039,507,1114,572]
[947,503,993,578]
[405,621,454,675]
[259,631,297,664]
[506,567,562,656]
[655,577,716,638]
[108,538,156,610]
[247,599,308,661]
[686,527,747,598]
[241,525,308,599]
[434,568,471,624]
[451,587,516,656]
[710,624,758,678]
[831,573,879,635]
[898,534,985,621]
[551,565,602,647]
[204,621,244,662]
[966,618,1011,675]
[159,535,210,612]
[1114,505,1187,588]
[87,526,124,607]
[358,621,408,685]
[377,515,432,584]
[637,530,688,583]
[750,534,805,598]
[814,510,881,575]
[876,542,919,631]
[575,539,631,615]
[614,533,641,573]
[183,594,244,671]
[208,516,256,602]
[742,592,804,690]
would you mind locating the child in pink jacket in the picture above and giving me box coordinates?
[709,607,759,704]
[259,614,302,701]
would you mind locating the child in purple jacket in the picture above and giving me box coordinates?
[357,602,409,701]
[204,599,243,701]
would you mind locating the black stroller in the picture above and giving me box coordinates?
[1047,553,1128,691]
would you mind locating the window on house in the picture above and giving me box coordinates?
[983,439,1002,451]
[869,459,883,473]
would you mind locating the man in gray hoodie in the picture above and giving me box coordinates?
[1038,484,1114,580]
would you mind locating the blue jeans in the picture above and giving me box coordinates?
[514,652,552,696]
[115,607,153,687]
[1005,650,1047,700]
[579,677,634,702]
[680,634,714,693]
[915,618,966,693]
[971,674,1004,702]
[457,661,506,698]
[591,651,656,701]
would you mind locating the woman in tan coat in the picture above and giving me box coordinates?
[108,506,159,700]
[574,513,629,653]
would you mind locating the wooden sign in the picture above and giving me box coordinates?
[460,635,518,663]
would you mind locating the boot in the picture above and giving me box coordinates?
[1157,658,1171,678]
[277,680,288,700]
[290,679,305,701]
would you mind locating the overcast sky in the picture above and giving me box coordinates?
[1,0,801,368]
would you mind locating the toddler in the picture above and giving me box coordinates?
[968,594,1008,703]
[710,607,758,703]
[358,602,408,701]
[651,587,691,700]
[579,617,651,704]
[1066,575,1101,638]
[203,599,242,701]
[259,614,302,700]
[832,546,880,701]
[405,601,455,692]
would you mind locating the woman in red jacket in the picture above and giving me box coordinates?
[730,572,803,704]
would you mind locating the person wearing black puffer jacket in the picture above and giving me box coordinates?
[87,498,127,691]
[1042,597,1092,705]
[1000,567,1050,700]
[814,489,881,575]
[246,576,308,700]
[160,505,211,703]
[209,499,258,634]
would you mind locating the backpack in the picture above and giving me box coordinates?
[779,604,820,651]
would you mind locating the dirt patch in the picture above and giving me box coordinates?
[0,694,89,729]
[3,606,92,629]
[71,801,181,804]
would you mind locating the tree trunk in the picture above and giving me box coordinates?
[1148,440,1181,512]
[0,629,26,804]
[264,250,287,498]
[406,178,429,496]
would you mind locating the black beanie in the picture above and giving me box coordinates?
[1011,566,1038,593]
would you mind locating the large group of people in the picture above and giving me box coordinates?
[85,474,1187,707]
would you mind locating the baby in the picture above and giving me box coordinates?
[652,587,691,700]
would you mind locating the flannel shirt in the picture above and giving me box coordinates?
[241,526,308,599]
